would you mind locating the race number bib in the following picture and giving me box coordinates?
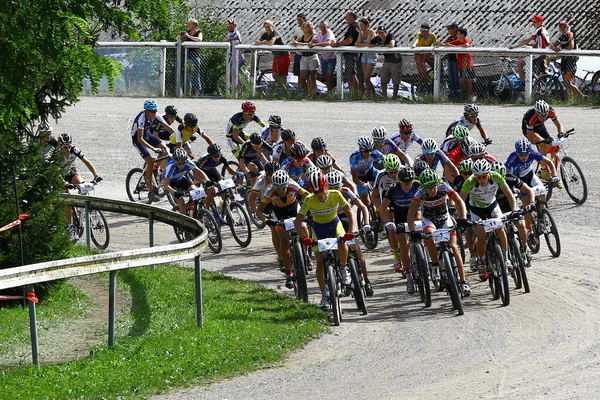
[284,218,295,231]
[432,229,451,244]
[318,238,338,252]
[482,218,503,233]
[218,178,235,191]
[189,187,206,200]
[79,183,95,195]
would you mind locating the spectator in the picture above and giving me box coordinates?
[256,20,291,93]
[292,13,307,92]
[332,11,360,96]
[411,23,436,91]
[436,27,475,102]
[444,23,461,101]
[225,19,245,67]
[355,17,377,97]
[509,15,550,84]
[370,26,402,99]
[311,20,337,94]
[292,21,320,97]
[550,20,584,99]
[176,18,203,97]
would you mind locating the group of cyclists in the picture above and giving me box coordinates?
[40,97,568,310]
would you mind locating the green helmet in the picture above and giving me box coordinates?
[453,125,471,140]
[383,153,401,171]
[491,161,507,177]
[419,168,440,188]
[458,159,473,173]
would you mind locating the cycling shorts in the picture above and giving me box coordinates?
[241,156,264,171]
[132,131,162,159]
[167,142,191,155]
[311,216,345,241]
[273,202,299,221]
[422,215,456,235]
[393,207,410,225]
[522,173,547,197]
[64,169,79,184]
[469,201,502,221]
[171,176,193,199]
[338,213,349,232]
[521,120,550,140]
[204,168,222,183]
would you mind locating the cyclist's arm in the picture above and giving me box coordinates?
[539,156,557,176]
[351,170,367,186]
[80,156,99,179]
[238,158,248,174]
[232,127,245,144]
[225,160,238,176]
[332,160,344,172]
[294,212,308,237]
[519,182,534,206]
[407,200,420,231]
[396,149,413,167]
[552,118,564,134]
[256,199,269,222]
[192,167,209,184]
[449,190,467,219]
[379,197,391,222]
[163,177,177,193]
[512,36,536,48]
[341,204,356,232]
[199,130,213,145]
[342,177,358,195]
[499,183,518,211]
[258,150,268,164]
[136,129,155,150]
[476,124,489,141]
[443,159,460,182]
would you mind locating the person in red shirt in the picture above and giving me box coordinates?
[436,27,474,102]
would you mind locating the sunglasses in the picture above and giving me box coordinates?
[293,157,304,162]
[518,152,530,157]
[270,125,280,129]
[466,114,478,118]
[401,131,412,135]
[374,139,385,143]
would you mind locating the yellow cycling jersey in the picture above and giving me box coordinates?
[170,125,200,145]
[298,190,349,224]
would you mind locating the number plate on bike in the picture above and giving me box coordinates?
[189,187,206,200]
[482,218,503,233]
[218,178,235,191]
[318,238,338,251]
[402,221,423,233]
[284,218,295,231]
[346,238,355,245]
[533,186,547,196]
[79,183,95,195]
[432,229,451,244]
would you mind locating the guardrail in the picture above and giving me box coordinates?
[0,195,208,367]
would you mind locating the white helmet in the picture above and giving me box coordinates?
[371,125,387,140]
[271,170,290,188]
[460,137,478,156]
[325,170,344,189]
[469,142,486,157]
[464,103,479,115]
[422,138,437,154]
[357,136,375,151]
[534,100,550,116]
[305,165,320,178]
[472,159,491,175]
[315,154,333,169]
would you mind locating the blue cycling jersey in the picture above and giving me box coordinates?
[163,158,196,181]
[195,153,228,171]
[384,182,420,208]
[505,150,544,178]
[349,149,383,176]
[414,150,450,172]
[281,157,314,182]
[375,138,400,156]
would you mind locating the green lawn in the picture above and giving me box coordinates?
[0,265,327,399]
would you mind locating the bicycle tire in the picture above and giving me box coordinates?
[195,208,222,254]
[486,247,501,300]
[294,240,309,303]
[456,228,466,264]
[591,70,600,95]
[256,69,282,97]
[327,264,341,326]
[357,207,377,249]
[512,238,530,293]
[373,205,388,241]
[173,225,185,243]
[527,211,541,254]
[226,201,252,247]
[90,210,110,250]
[508,238,522,290]
[494,74,513,101]
[534,74,567,101]
[540,208,561,257]
[442,251,463,316]
[414,243,431,307]
[494,244,510,306]
[560,156,587,205]
[221,160,240,179]
[125,167,148,203]
[349,258,367,315]
[245,190,265,229]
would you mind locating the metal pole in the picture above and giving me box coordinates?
[108,271,116,346]
[84,200,91,249]
[525,54,533,104]
[175,41,182,98]
[149,211,155,247]
[433,52,441,102]
[27,286,39,368]
[225,43,232,96]
[12,167,24,267]
[248,49,256,98]
[184,47,189,97]
[160,41,166,97]
[194,255,203,327]
[336,51,344,99]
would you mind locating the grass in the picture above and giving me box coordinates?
[0,264,328,399]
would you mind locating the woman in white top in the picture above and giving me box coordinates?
[355,17,377,97]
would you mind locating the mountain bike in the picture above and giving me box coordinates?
[526,193,561,258]
[345,232,368,315]
[397,221,431,307]
[533,59,568,101]
[65,180,110,249]
[125,152,176,207]
[204,178,252,247]
[276,218,310,303]
[504,214,530,293]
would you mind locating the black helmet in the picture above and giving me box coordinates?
[184,113,198,126]
[249,132,263,145]
[165,105,178,117]
[207,143,221,155]
[268,115,281,127]
[58,133,72,146]
[398,166,416,183]
[264,161,280,175]
[413,159,429,177]
[311,137,326,151]
[289,142,309,159]
[280,129,296,141]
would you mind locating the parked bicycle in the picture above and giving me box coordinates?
[492,57,544,101]
[65,180,110,250]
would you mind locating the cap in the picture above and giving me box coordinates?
[530,15,544,22]
[558,19,569,26]
[376,26,387,32]
[446,23,458,29]
[420,23,430,31]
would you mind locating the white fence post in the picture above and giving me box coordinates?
[160,41,166,97]
[225,43,232,96]
[525,54,533,104]
[337,51,344,99]
[175,41,182,98]
[250,49,257,98]
[433,52,442,102]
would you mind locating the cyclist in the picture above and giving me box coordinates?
[522,100,565,157]
[390,119,423,153]
[273,129,297,163]
[447,136,477,167]
[152,105,182,141]
[468,142,497,164]
[257,169,310,289]
[238,132,273,187]
[308,137,344,172]
[195,143,239,210]
[407,168,472,296]
[225,101,266,156]
[326,170,374,296]
[415,138,460,183]
[163,148,210,213]
[294,172,357,309]
[454,158,477,271]
[349,136,383,207]
[281,142,315,183]
[38,123,59,161]
[260,115,284,147]
[373,153,401,251]
[460,159,519,280]
[371,126,413,166]
[491,161,535,266]
[381,166,421,293]
[441,124,471,155]
[131,99,173,202]
[316,154,357,194]
[445,104,491,144]
[169,113,213,158]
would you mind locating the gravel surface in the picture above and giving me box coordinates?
[57,97,600,399]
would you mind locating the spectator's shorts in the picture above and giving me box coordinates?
[272,55,292,76]
[300,54,321,71]
[459,68,475,79]
[561,56,577,81]
[321,57,337,74]
[380,61,402,84]
[343,53,359,77]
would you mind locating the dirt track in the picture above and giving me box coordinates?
[57,97,600,399]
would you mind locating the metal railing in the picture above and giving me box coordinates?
[0,195,208,367]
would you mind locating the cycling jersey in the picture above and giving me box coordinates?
[61,146,84,170]
[412,182,455,228]
[170,125,203,145]
[375,138,400,155]
[195,153,228,171]
[522,107,557,131]
[461,172,506,208]
[239,140,272,161]
[390,131,423,153]
[298,190,349,224]
[440,137,460,153]
[251,172,269,196]
[446,115,482,136]
[497,174,524,210]
[414,150,450,172]
[281,157,315,182]
[260,126,283,146]
[131,110,167,136]
[225,112,263,137]
[373,170,398,200]
[349,149,383,176]
[505,150,544,178]
[151,114,178,141]
[272,142,289,162]
[261,180,307,208]
[163,158,197,182]
[385,181,420,223]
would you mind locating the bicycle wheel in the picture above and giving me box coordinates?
[494,245,510,307]
[508,238,522,290]
[256,69,282,96]
[534,74,567,101]
[456,228,466,264]
[90,210,110,250]
[413,243,431,307]
[493,74,513,101]
[195,208,222,254]
[486,248,501,301]
[349,258,367,315]
[173,226,185,243]
[327,264,341,326]
[357,207,377,249]
[512,237,530,293]
[294,240,308,303]
[125,167,148,203]
[560,156,587,205]
[442,251,463,316]
[591,70,600,95]
[226,201,252,247]
[527,212,541,254]
[245,190,265,229]
[540,208,561,257]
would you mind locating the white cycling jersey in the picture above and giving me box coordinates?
[373,170,399,201]
[131,110,167,136]
[390,130,423,153]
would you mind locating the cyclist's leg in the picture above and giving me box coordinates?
[203,168,221,209]
[422,217,438,265]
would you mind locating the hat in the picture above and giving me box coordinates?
[558,19,569,26]
[446,23,458,29]
[530,15,544,22]
[376,26,387,32]
[420,23,430,31]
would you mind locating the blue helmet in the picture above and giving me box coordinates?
[515,138,532,154]
[144,99,158,111]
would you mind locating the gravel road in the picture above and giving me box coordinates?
[56,97,600,399]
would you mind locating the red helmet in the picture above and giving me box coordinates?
[308,171,329,193]
[399,118,413,132]
[241,101,256,113]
